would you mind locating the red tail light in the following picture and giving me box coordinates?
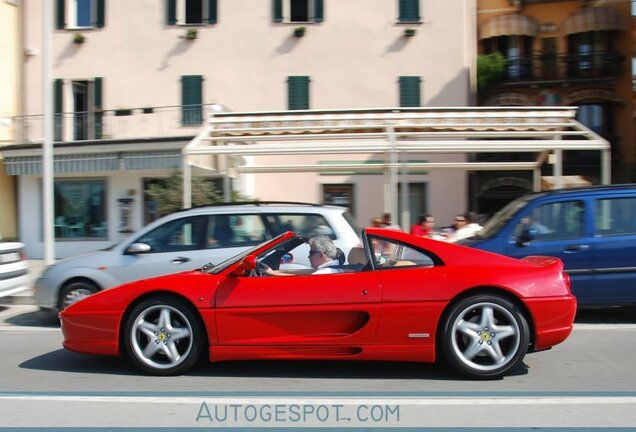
[562,272,571,292]
[19,248,27,261]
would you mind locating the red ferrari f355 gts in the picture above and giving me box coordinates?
[60,228,576,379]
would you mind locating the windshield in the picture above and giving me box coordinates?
[476,195,533,239]
[207,233,288,274]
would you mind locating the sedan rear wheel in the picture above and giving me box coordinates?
[124,296,203,375]
[441,294,529,379]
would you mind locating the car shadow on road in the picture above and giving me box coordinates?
[5,309,60,328]
[20,349,139,376]
[20,350,528,381]
[575,307,636,324]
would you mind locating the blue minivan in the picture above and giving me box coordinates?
[459,185,636,306]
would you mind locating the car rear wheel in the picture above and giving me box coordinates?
[440,294,529,379]
[59,280,99,309]
[123,296,203,376]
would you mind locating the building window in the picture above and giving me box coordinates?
[398,0,420,23]
[322,184,355,216]
[566,31,613,77]
[482,35,533,80]
[287,76,310,110]
[399,76,421,107]
[577,103,611,136]
[272,0,323,23]
[181,75,203,126]
[167,0,217,25]
[56,0,105,29]
[54,179,107,239]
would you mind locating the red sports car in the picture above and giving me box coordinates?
[60,228,576,379]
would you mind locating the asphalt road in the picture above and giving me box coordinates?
[0,305,635,428]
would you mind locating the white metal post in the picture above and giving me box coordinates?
[387,124,398,227]
[553,149,563,189]
[183,158,192,209]
[400,151,410,231]
[42,0,55,265]
[601,149,611,184]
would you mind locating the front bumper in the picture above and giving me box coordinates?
[33,277,59,310]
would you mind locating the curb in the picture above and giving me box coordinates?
[0,289,36,306]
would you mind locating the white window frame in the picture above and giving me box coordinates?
[283,0,315,23]
[176,0,209,25]
[66,0,97,29]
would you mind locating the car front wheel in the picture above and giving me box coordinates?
[440,294,529,379]
[123,296,203,376]
[59,280,99,309]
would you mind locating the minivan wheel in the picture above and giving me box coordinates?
[59,280,99,309]
[440,294,529,380]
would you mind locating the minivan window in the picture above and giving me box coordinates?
[206,214,267,249]
[595,197,636,237]
[136,216,207,253]
[514,200,585,241]
[476,196,531,239]
[267,214,336,239]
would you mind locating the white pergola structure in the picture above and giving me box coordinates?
[183,107,610,228]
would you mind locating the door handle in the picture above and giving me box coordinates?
[563,244,589,253]
[171,256,191,264]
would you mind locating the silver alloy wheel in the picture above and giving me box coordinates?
[62,288,95,309]
[450,301,521,372]
[130,304,194,370]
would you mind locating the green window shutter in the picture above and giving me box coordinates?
[207,0,217,23]
[399,76,421,107]
[96,0,105,27]
[167,0,177,25]
[54,79,64,141]
[288,76,310,110]
[181,75,203,126]
[273,0,283,22]
[56,0,65,29]
[314,0,324,22]
[93,77,103,139]
[399,0,419,22]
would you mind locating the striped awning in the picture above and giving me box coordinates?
[3,151,183,175]
[123,151,182,170]
[4,153,119,176]
[562,7,627,35]
[479,14,539,40]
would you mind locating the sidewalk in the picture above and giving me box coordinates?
[0,259,46,306]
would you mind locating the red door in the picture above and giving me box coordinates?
[215,271,381,346]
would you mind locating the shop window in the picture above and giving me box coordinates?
[54,179,107,240]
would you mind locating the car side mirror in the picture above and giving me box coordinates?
[126,242,152,254]
[517,227,537,246]
[231,255,257,276]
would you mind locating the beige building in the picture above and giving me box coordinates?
[4,0,476,258]
[0,0,20,238]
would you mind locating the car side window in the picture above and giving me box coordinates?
[268,214,336,239]
[136,216,207,253]
[369,236,435,269]
[516,200,585,241]
[206,214,267,249]
[595,197,636,237]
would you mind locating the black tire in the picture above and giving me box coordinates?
[440,294,530,380]
[58,280,99,309]
[123,296,203,376]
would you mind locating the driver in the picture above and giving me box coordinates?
[263,236,343,276]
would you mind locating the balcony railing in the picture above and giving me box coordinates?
[495,51,624,85]
[8,104,209,145]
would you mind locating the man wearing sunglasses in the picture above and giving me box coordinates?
[262,236,344,276]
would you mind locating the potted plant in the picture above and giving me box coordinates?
[293,26,306,37]
[404,28,416,37]
[185,28,198,40]
[73,33,85,44]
